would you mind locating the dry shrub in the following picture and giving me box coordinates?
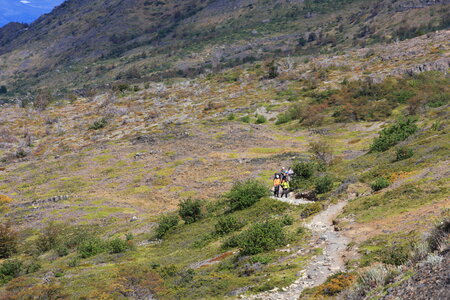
[3,281,67,300]
[0,222,18,259]
[87,265,165,299]
[301,104,327,127]
[0,129,18,143]
[309,140,333,165]
[0,194,12,205]
[318,272,356,296]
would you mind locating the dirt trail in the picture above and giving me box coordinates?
[244,200,350,300]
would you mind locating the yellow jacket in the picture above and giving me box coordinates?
[281,181,290,189]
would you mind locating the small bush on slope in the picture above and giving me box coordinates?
[155,215,179,239]
[371,177,390,191]
[315,175,334,194]
[370,118,418,152]
[395,146,414,161]
[178,198,204,224]
[237,220,287,255]
[0,222,18,259]
[226,179,269,211]
[215,215,245,236]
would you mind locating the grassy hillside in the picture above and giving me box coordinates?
[0,29,448,298]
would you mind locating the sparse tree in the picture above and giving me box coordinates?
[309,140,333,165]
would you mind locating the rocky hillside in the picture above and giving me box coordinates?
[0,27,448,298]
[0,0,449,101]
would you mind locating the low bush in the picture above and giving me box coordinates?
[0,259,22,284]
[292,161,315,180]
[226,179,269,211]
[215,215,245,236]
[222,234,241,249]
[316,272,356,296]
[249,255,272,264]
[238,220,287,255]
[78,237,107,258]
[275,113,292,125]
[155,215,179,239]
[371,177,390,191]
[370,118,418,152]
[35,222,63,253]
[300,203,322,218]
[427,92,449,108]
[25,261,41,274]
[255,114,267,124]
[315,175,333,194]
[89,118,108,130]
[178,198,204,224]
[0,222,18,259]
[427,217,450,252]
[0,194,12,205]
[280,215,294,226]
[108,238,129,254]
[309,141,333,165]
[395,146,414,161]
[56,245,69,257]
[240,115,251,123]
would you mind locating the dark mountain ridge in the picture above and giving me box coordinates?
[0,0,448,100]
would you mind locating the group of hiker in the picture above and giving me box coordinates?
[273,167,294,198]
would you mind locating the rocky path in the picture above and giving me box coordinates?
[243,200,350,300]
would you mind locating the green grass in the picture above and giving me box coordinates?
[344,179,448,223]
[250,147,285,154]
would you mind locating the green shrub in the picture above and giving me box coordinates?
[215,215,245,236]
[78,237,107,258]
[68,258,80,268]
[222,234,241,249]
[395,146,414,161]
[89,118,108,130]
[275,113,292,125]
[35,222,63,253]
[249,255,272,264]
[280,215,294,226]
[371,177,390,191]
[108,238,129,254]
[178,198,204,224]
[0,259,22,284]
[56,245,69,257]
[238,220,287,255]
[292,161,315,180]
[155,215,179,239]
[315,175,333,194]
[380,245,410,265]
[226,179,269,211]
[25,261,41,274]
[0,222,18,259]
[370,118,418,152]
[301,203,323,218]
[227,113,235,120]
[240,115,251,123]
[255,114,267,124]
[427,92,449,108]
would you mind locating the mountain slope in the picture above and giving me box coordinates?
[0,0,448,100]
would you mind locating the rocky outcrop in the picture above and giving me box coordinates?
[382,251,450,300]
[12,195,69,208]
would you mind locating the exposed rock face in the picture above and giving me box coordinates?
[403,58,450,76]
[382,251,450,300]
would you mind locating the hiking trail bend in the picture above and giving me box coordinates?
[243,198,350,300]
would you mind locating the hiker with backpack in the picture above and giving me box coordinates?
[280,178,290,198]
[273,174,281,197]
